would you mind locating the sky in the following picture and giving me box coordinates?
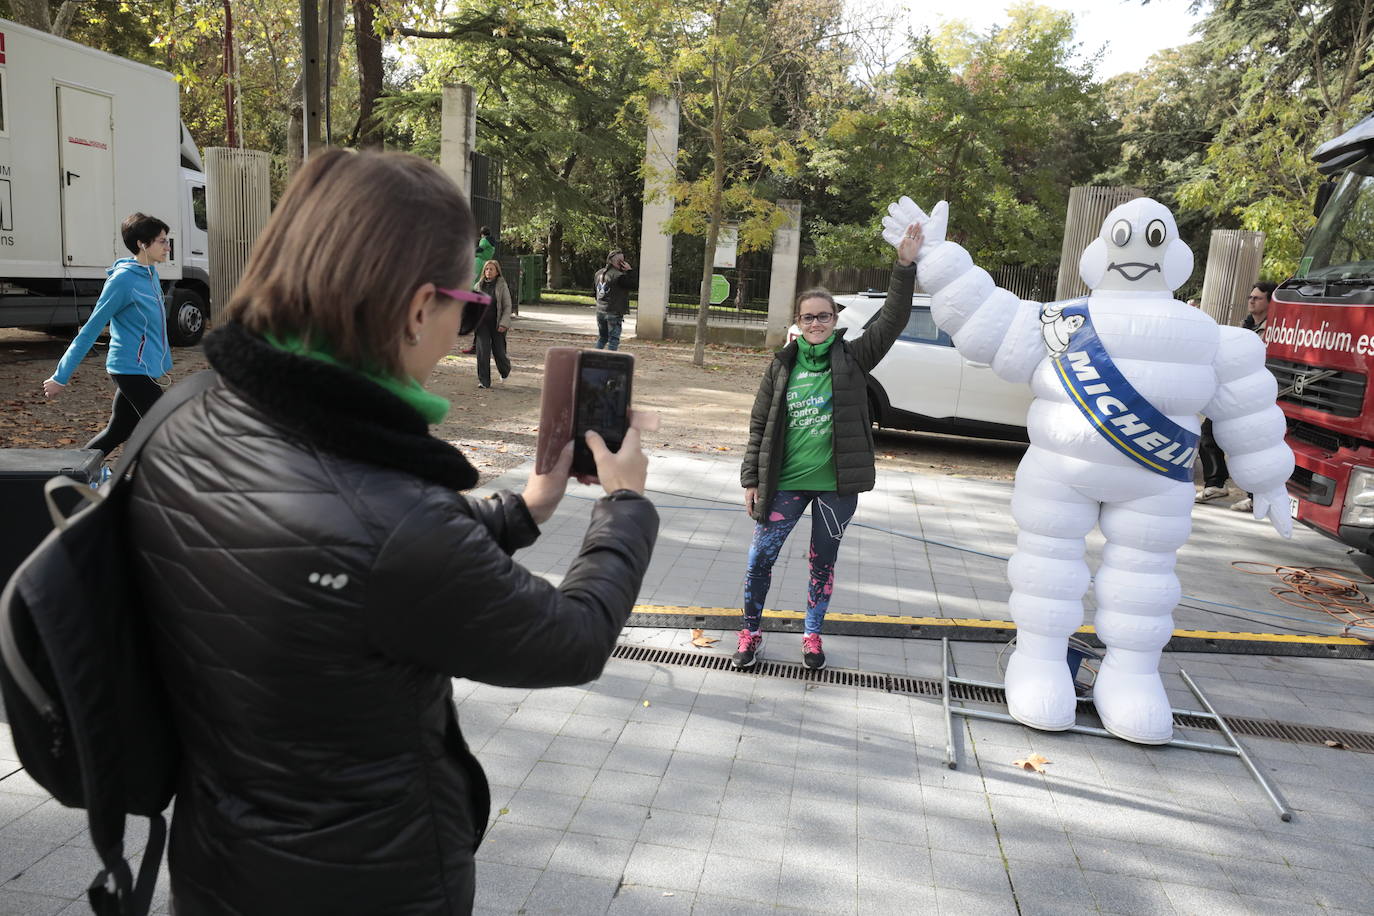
[897,0,1205,79]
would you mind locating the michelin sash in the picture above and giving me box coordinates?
[1045,298,1198,482]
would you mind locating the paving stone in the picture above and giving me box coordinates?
[687,893,772,915]
[933,885,1019,916]
[522,761,598,797]
[568,798,650,842]
[1079,869,1176,916]
[621,842,708,893]
[474,821,563,870]
[472,861,541,912]
[3,844,97,898]
[545,833,635,880]
[651,778,726,818]
[855,837,932,886]
[697,852,780,905]
[587,769,663,808]
[776,861,856,914]
[521,869,619,914]
[854,876,939,916]
[709,818,787,863]
[607,884,695,913]
[500,787,584,831]
[1158,881,1249,915]
[559,713,627,743]
[0,890,69,916]
[637,808,716,852]
[924,814,999,856]
[541,735,616,769]
[929,849,1009,895]
[603,743,675,777]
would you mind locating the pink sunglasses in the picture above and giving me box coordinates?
[436,286,492,307]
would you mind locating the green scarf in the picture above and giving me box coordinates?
[265,332,451,425]
[795,332,836,371]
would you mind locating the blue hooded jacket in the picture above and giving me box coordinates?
[52,258,173,385]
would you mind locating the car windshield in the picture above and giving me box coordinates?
[1302,159,1374,281]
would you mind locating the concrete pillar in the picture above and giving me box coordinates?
[440,84,476,198]
[1056,185,1144,300]
[634,96,679,341]
[1201,230,1265,326]
[766,200,802,348]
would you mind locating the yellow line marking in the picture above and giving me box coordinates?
[631,604,1370,646]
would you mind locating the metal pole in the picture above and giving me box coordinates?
[1179,669,1292,822]
[941,638,956,768]
[947,705,1239,754]
[299,0,322,158]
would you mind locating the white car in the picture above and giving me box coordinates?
[789,291,1032,441]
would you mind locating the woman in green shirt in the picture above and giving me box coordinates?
[735,223,922,670]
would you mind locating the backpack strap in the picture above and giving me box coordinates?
[87,814,165,916]
[110,370,219,482]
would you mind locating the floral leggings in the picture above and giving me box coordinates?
[742,490,859,635]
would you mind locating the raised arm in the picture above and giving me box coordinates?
[881,198,1045,385]
[365,490,659,687]
[1204,326,1294,537]
[848,262,916,373]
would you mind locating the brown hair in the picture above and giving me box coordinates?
[794,287,837,319]
[224,149,474,375]
[481,259,503,279]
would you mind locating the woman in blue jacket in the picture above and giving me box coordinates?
[43,213,174,457]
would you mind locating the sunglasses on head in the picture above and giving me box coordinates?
[436,286,492,306]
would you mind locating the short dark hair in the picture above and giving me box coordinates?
[480,226,491,237]
[224,149,475,376]
[121,213,170,255]
[1254,281,1278,297]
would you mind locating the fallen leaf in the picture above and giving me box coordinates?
[689,627,719,648]
[1324,739,1346,749]
[1012,753,1050,773]
[498,807,509,816]
[642,700,651,707]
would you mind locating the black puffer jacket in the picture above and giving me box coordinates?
[740,263,914,520]
[128,323,659,915]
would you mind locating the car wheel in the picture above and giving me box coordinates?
[167,288,208,347]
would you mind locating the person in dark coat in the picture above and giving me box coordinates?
[127,149,659,915]
[735,224,922,671]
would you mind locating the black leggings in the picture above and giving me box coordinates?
[86,374,164,458]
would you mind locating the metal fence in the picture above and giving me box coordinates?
[797,267,891,295]
[667,265,771,326]
[992,264,1059,301]
[471,153,502,254]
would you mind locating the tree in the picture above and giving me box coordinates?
[1169,0,1374,278]
[811,4,1117,269]
[605,0,849,365]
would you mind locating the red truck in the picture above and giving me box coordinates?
[1267,113,1374,550]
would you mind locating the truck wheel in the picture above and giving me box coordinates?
[168,289,208,347]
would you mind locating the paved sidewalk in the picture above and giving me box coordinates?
[2,454,1373,914]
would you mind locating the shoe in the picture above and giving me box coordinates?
[732,629,763,669]
[461,346,475,355]
[477,383,491,389]
[802,633,825,670]
[1194,486,1229,503]
[1230,497,1253,513]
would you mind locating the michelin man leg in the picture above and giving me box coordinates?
[1093,487,1193,744]
[1004,449,1099,731]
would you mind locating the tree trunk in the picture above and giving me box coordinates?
[287,72,305,176]
[353,0,384,148]
[693,117,727,367]
[9,0,52,30]
[546,222,564,289]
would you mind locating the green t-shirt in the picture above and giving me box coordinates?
[777,336,837,491]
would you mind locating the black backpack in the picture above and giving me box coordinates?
[0,370,217,916]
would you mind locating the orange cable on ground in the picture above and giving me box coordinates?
[1231,562,1374,639]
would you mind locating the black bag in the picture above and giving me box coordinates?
[0,371,218,916]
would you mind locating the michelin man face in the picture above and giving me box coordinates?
[1078,198,1194,294]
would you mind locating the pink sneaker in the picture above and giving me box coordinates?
[802,634,825,670]
[732,629,763,669]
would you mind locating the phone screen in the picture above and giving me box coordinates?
[572,353,633,476]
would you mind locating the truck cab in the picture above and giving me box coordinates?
[1268,113,1374,549]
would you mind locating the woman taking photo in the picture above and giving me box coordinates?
[472,258,513,388]
[127,149,659,914]
[42,212,174,457]
[736,222,922,670]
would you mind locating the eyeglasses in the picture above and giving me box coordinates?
[436,286,492,307]
[798,312,835,325]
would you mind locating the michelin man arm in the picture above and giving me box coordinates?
[1204,325,1296,538]
[882,197,1046,384]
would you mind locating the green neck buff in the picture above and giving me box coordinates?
[265,332,451,426]
[795,333,836,372]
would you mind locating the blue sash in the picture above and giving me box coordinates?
[1045,298,1198,482]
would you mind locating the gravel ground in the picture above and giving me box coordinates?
[0,307,1027,486]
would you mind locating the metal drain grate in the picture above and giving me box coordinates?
[610,643,1374,753]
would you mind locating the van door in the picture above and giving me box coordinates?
[56,85,115,267]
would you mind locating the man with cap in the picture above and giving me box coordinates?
[594,250,636,350]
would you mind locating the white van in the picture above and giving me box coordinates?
[0,19,210,345]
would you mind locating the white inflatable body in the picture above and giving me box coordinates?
[883,197,1294,744]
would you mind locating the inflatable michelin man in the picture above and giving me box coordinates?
[883,197,1294,744]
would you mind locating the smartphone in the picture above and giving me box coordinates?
[572,351,634,478]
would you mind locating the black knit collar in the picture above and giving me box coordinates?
[203,322,479,491]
